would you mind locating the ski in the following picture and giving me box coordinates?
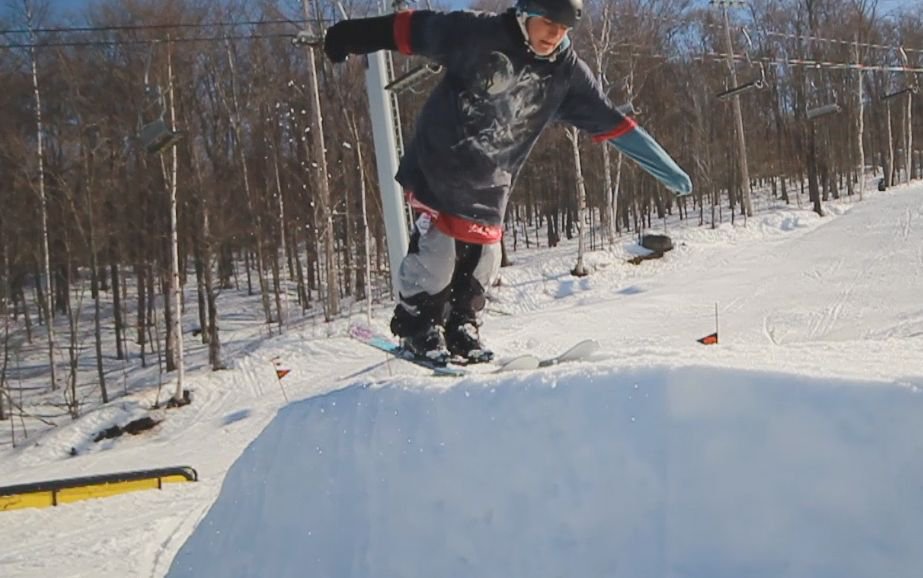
[451,339,600,370]
[349,325,600,378]
[349,325,466,377]
[538,339,600,367]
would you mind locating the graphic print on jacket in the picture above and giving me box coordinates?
[451,51,553,220]
[394,9,637,227]
[456,51,549,161]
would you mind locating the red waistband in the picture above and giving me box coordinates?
[406,192,503,245]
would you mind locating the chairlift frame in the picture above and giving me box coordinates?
[882,86,918,101]
[616,102,640,117]
[716,27,767,101]
[881,46,919,102]
[385,63,443,94]
[291,30,323,47]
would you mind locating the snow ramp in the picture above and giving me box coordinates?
[167,366,923,578]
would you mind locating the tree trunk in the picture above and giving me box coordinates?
[112,262,125,360]
[26,1,57,391]
[855,40,865,201]
[720,4,753,218]
[225,41,273,330]
[885,103,895,186]
[203,202,221,370]
[270,139,288,329]
[904,90,913,183]
[569,128,589,277]
[163,39,184,402]
[350,120,374,322]
[218,243,234,290]
[807,124,825,216]
[300,0,339,320]
[83,136,108,404]
[244,249,253,296]
[162,274,175,372]
[294,229,309,311]
[137,264,147,367]
[194,245,208,344]
[63,241,78,418]
[1,237,9,421]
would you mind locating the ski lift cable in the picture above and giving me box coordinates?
[0,32,295,50]
[0,18,316,36]
[0,10,920,56]
[607,47,923,74]
[682,10,923,56]
[6,29,915,75]
[2,17,921,63]
[761,29,923,56]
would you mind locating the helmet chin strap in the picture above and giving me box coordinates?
[514,9,570,62]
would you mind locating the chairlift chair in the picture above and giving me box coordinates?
[140,118,184,154]
[806,101,841,120]
[138,44,183,155]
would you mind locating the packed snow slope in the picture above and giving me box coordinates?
[167,368,923,578]
[1,184,922,578]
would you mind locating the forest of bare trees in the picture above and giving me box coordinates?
[0,0,920,422]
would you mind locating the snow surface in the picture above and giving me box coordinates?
[2,183,923,578]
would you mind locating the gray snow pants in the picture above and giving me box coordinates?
[391,213,502,336]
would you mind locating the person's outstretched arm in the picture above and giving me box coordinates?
[323,13,400,63]
[324,10,482,65]
[557,58,692,197]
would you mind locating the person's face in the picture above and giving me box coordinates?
[526,16,570,56]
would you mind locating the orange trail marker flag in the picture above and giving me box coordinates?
[697,333,719,345]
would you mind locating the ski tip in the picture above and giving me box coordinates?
[557,339,600,358]
[497,355,541,372]
[538,339,601,368]
[434,366,467,377]
[348,323,375,341]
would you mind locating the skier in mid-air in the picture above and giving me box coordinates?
[324,0,692,364]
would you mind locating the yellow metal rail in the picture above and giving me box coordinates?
[0,466,198,512]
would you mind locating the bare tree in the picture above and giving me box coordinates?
[224,39,274,331]
[165,39,185,403]
[584,0,619,246]
[568,127,590,277]
[300,0,339,321]
[22,0,57,391]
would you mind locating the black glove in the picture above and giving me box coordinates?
[323,21,351,64]
[322,15,400,65]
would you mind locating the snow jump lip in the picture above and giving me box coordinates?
[0,466,198,512]
[167,366,923,577]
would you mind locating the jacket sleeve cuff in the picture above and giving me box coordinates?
[592,117,637,143]
[394,10,415,55]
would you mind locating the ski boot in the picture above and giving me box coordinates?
[391,303,451,366]
[445,314,494,364]
[401,325,450,365]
